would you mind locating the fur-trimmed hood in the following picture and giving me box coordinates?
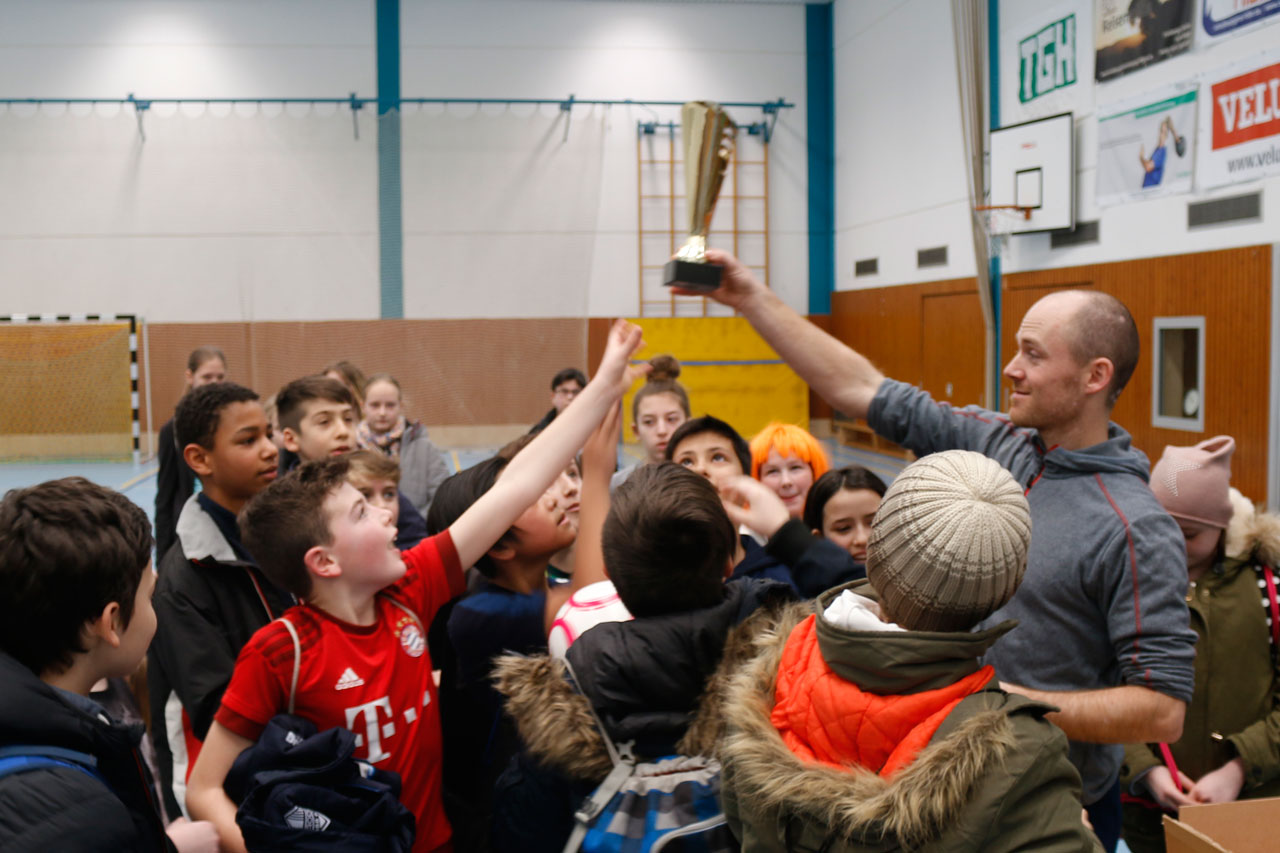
[718,584,1090,851]
[1224,487,1280,565]
[492,581,796,783]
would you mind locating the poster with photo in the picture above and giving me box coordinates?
[1095,0,1193,83]
[999,0,1094,126]
[1201,0,1280,40]
[1096,83,1197,206]
[1196,49,1280,189]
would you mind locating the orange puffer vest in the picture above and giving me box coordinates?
[771,614,995,778]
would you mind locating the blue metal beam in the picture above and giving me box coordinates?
[987,0,1003,397]
[805,3,835,316]
[376,0,403,320]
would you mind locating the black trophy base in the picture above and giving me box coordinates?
[663,258,723,293]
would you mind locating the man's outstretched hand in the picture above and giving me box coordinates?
[671,248,768,312]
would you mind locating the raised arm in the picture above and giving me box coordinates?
[679,249,886,419]
[543,403,621,631]
[448,320,647,571]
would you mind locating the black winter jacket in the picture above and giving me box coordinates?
[0,653,176,852]
[147,495,294,819]
[153,418,195,563]
[564,577,795,758]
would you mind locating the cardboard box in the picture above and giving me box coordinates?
[1163,797,1280,852]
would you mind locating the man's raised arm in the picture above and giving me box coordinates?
[687,248,887,420]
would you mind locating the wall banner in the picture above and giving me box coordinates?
[999,0,1093,126]
[1201,0,1280,40]
[1096,83,1197,206]
[1196,49,1280,189]
[1095,0,1193,83]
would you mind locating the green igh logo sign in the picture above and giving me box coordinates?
[1019,14,1077,103]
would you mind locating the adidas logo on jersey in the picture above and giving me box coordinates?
[335,668,365,691]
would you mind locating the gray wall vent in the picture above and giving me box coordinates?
[1050,220,1100,248]
[917,246,948,268]
[854,258,878,277]
[1188,192,1261,229]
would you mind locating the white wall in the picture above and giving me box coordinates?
[997,0,1280,273]
[830,0,1280,292]
[832,0,978,291]
[0,0,809,322]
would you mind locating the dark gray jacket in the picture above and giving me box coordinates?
[868,379,1196,803]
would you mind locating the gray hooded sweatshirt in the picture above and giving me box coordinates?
[868,379,1196,804]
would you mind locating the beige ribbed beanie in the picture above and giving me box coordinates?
[867,450,1031,632]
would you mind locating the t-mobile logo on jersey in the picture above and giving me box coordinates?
[343,690,432,763]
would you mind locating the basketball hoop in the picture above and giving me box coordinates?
[974,204,1034,244]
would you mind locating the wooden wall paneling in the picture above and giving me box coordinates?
[1002,245,1271,502]
[146,319,591,432]
[921,291,987,408]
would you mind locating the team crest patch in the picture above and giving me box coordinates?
[397,620,425,658]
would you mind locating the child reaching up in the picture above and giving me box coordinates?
[185,320,647,853]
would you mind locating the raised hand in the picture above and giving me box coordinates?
[594,319,649,398]
[672,248,767,311]
[583,401,623,477]
[719,475,791,540]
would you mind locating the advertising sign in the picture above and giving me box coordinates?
[1095,0,1193,83]
[1000,0,1093,125]
[1201,0,1280,40]
[1096,83,1196,206]
[1196,50,1280,189]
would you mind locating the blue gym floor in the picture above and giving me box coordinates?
[0,439,907,536]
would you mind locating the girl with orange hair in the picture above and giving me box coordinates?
[750,422,830,519]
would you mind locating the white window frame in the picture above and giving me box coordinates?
[1152,316,1206,432]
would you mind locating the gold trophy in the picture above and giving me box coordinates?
[663,101,737,292]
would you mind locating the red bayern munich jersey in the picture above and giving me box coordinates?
[216,530,461,853]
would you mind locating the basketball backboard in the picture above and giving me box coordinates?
[988,112,1074,234]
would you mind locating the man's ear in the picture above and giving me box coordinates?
[1083,357,1115,399]
[183,443,214,478]
[723,556,736,580]
[303,543,341,580]
[631,420,641,439]
[281,426,303,454]
[811,528,822,538]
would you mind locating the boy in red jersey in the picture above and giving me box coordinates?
[185,320,647,853]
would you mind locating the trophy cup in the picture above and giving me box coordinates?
[662,101,737,293]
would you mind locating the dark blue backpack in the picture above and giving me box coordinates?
[223,615,416,852]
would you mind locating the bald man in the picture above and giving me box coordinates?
[690,251,1194,852]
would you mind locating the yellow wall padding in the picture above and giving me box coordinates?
[622,317,808,444]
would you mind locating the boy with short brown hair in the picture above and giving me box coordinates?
[186,321,647,853]
[277,375,428,547]
[0,477,176,851]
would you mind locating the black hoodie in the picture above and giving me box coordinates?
[0,652,175,852]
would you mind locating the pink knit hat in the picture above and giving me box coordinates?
[1149,436,1236,529]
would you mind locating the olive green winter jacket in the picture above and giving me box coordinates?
[719,582,1101,853]
[1121,491,1280,853]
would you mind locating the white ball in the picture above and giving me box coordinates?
[548,580,634,659]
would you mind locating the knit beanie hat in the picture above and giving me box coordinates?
[866,450,1031,632]
[1149,436,1235,529]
